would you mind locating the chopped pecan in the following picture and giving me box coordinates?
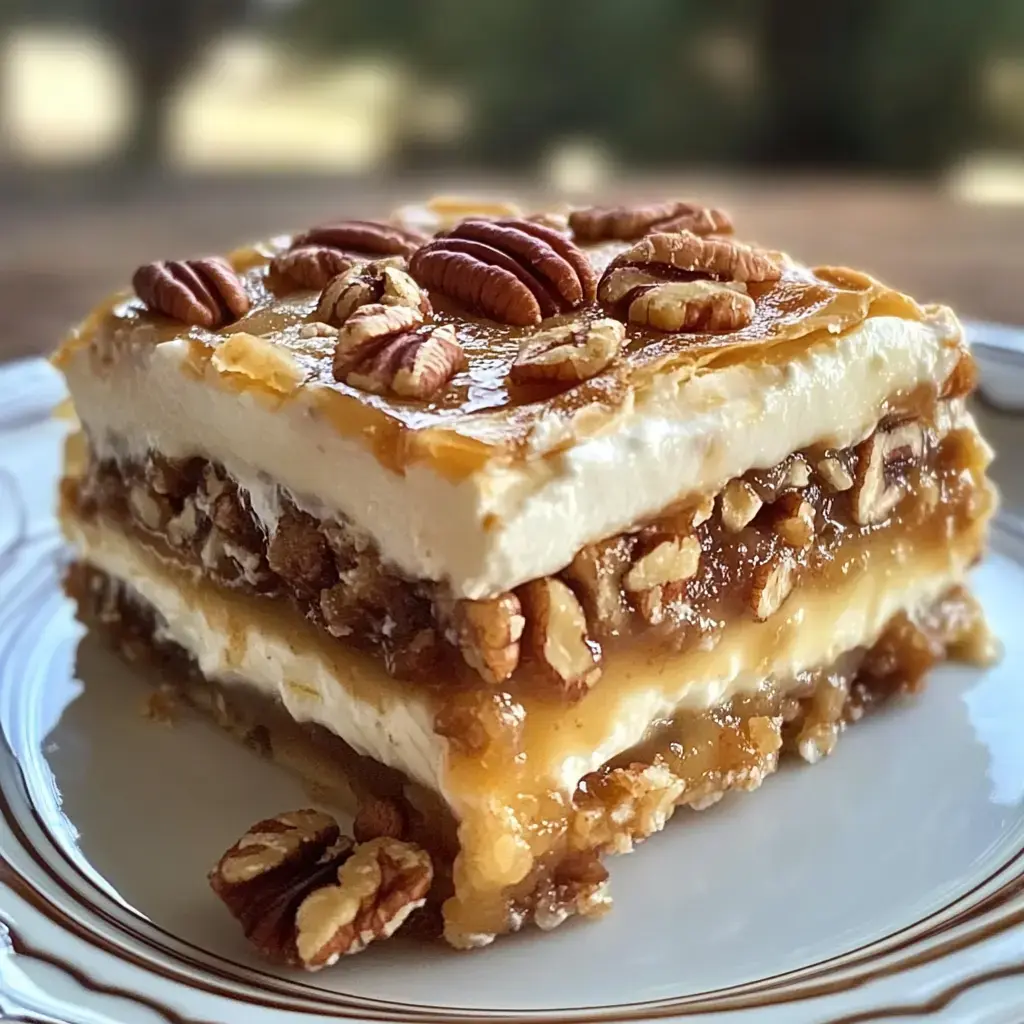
[620,232,783,284]
[353,798,407,843]
[519,577,601,697]
[270,245,360,291]
[295,838,433,967]
[624,536,701,593]
[293,220,426,259]
[751,555,796,621]
[625,535,702,626]
[133,257,251,328]
[817,456,854,492]
[627,280,755,333]
[852,422,925,525]
[773,493,815,549]
[128,484,171,532]
[564,536,635,637]
[333,304,465,399]
[267,508,334,593]
[453,593,525,685]
[534,851,612,931]
[720,479,762,532]
[780,456,811,490]
[409,218,597,326]
[317,261,431,327]
[208,809,355,968]
[510,318,625,385]
[569,201,733,243]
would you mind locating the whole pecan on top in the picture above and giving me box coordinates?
[333,303,466,400]
[317,260,431,327]
[409,218,597,327]
[597,231,782,334]
[569,201,733,244]
[133,257,251,328]
[271,220,427,292]
[511,318,626,385]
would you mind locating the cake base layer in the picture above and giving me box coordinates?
[67,561,992,947]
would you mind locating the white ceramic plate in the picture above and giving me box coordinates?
[2,353,1024,1024]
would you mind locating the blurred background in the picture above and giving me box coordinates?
[3,0,1024,361]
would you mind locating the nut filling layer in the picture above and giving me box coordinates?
[72,405,985,703]
[70,563,991,949]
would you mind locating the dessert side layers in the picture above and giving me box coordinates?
[54,196,997,953]
[60,309,962,598]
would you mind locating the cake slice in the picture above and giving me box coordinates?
[55,196,996,954]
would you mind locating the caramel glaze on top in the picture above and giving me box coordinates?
[54,205,956,481]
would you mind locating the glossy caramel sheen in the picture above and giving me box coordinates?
[52,225,935,478]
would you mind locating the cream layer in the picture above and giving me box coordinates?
[61,506,985,814]
[63,310,962,599]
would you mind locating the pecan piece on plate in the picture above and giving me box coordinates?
[333,303,466,399]
[294,837,433,967]
[597,231,781,335]
[208,809,355,968]
[518,577,601,698]
[409,218,597,326]
[511,318,625,385]
[133,257,251,328]
[317,261,431,326]
[569,201,733,243]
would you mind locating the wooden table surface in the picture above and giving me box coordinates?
[2,175,1023,364]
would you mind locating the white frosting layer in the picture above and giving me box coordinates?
[63,313,961,599]
[64,509,980,802]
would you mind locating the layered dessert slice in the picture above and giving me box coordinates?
[55,196,996,953]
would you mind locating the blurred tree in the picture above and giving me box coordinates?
[281,0,1024,172]
[281,0,756,168]
[10,0,249,168]
[754,0,995,169]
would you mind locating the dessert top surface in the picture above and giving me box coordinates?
[55,196,957,478]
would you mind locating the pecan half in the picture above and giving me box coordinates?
[133,257,250,328]
[627,280,755,332]
[511,318,625,384]
[519,577,601,698]
[295,837,433,967]
[293,220,427,259]
[569,201,733,243]
[453,593,525,685]
[620,232,782,284]
[270,245,360,291]
[852,422,926,525]
[409,218,597,326]
[208,809,356,968]
[333,305,465,400]
[317,261,431,326]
